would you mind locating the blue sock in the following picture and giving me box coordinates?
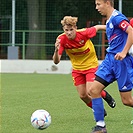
[92,97,104,122]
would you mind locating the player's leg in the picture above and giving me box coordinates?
[76,83,92,106]
[72,70,102,110]
[86,82,107,117]
[72,70,92,108]
[88,57,113,133]
[85,69,108,118]
[86,67,116,108]
[120,91,133,107]
[88,79,107,132]
[117,55,133,107]
[74,80,107,120]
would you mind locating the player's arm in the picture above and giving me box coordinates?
[94,25,106,32]
[86,25,106,38]
[52,38,62,64]
[115,20,133,60]
[123,25,133,53]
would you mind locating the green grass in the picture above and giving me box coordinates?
[1,73,133,133]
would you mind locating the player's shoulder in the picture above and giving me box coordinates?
[110,10,128,24]
[57,33,67,45]
[57,33,66,39]
[76,27,95,33]
[112,10,127,20]
[76,28,86,32]
[112,10,119,17]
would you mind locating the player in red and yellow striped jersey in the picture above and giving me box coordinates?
[53,16,116,115]
[58,28,98,71]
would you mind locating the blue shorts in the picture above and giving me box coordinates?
[96,53,133,92]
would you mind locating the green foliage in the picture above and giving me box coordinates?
[1,73,133,133]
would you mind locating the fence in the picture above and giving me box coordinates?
[0,30,108,60]
[0,30,61,59]
[1,0,133,60]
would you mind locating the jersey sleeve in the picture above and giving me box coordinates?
[85,27,97,38]
[113,15,129,31]
[119,20,130,31]
[130,18,133,27]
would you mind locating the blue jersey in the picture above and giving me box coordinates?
[96,9,133,91]
[106,9,129,53]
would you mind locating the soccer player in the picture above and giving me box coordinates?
[89,0,133,133]
[52,16,116,118]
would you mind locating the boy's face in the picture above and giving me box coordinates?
[63,25,77,40]
[95,0,108,16]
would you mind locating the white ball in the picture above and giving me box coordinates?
[31,109,51,130]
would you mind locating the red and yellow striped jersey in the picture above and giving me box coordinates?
[58,27,98,70]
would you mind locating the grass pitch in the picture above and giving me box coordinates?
[1,73,133,133]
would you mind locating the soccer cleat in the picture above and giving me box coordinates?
[103,90,116,108]
[91,125,107,133]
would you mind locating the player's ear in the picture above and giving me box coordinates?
[106,0,110,6]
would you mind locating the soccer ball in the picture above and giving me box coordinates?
[31,109,51,130]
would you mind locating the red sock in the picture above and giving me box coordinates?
[87,102,92,108]
[101,90,106,98]
[87,90,106,108]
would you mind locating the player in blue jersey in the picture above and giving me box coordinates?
[89,0,133,133]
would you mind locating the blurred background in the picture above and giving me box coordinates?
[0,0,133,60]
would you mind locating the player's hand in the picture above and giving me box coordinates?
[114,52,126,60]
[55,39,61,52]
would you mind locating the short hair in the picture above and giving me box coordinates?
[61,16,78,27]
[104,0,114,7]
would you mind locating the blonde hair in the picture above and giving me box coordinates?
[61,16,78,27]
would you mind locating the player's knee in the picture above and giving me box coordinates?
[88,86,98,96]
[79,93,89,100]
[122,99,133,107]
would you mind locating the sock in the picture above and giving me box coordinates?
[100,90,106,98]
[92,97,104,122]
[96,121,105,127]
[87,102,92,108]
